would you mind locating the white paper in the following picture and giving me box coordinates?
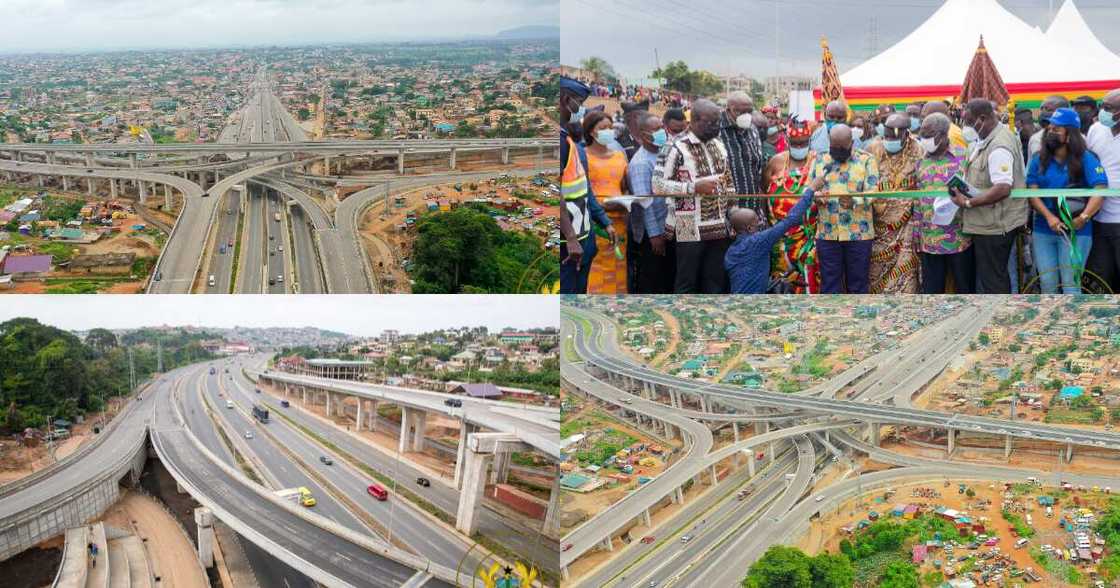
[931,196,960,226]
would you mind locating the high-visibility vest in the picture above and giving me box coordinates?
[562,135,591,239]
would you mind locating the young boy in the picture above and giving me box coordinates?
[724,175,826,294]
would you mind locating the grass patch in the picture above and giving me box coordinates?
[44,277,131,294]
[853,551,909,587]
[229,201,244,293]
[212,413,263,485]
[1001,510,1036,538]
[1030,546,1082,584]
[36,241,79,262]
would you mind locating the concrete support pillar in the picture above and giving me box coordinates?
[868,422,880,447]
[699,394,709,414]
[139,180,148,204]
[301,386,307,405]
[367,400,377,431]
[733,422,741,465]
[85,152,94,168]
[194,508,215,568]
[110,178,118,198]
[543,469,560,533]
[642,508,652,528]
[325,390,333,418]
[501,147,510,164]
[62,176,70,191]
[449,148,457,170]
[491,448,512,485]
[164,184,172,210]
[37,174,44,187]
[1066,442,1074,464]
[1004,434,1013,460]
[412,409,427,452]
[673,486,684,504]
[757,420,769,437]
[947,428,956,456]
[324,156,331,176]
[129,153,138,189]
[87,177,95,196]
[747,451,757,476]
[602,537,614,552]
[455,421,478,489]
[454,445,492,536]
[398,149,405,174]
[710,465,718,485]
[355,398,363,431]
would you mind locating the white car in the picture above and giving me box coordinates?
[245,431,253,439]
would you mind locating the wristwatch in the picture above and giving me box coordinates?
[964,199,973,209]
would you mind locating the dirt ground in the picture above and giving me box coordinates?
[561,403,679,532]
[0,405,126,483]
[0,536,62,588]
[649,310,680,369]
[100,491,209,588]
[796,477,1100,586]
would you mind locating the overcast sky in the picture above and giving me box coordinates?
[0,295,557,335]
[562,0,1120,81]
[0,0,557,53]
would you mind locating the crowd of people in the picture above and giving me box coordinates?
[559,75,1120,295]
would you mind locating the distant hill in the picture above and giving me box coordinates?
[496,25,560,40]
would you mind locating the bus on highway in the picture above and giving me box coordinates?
[252,404,269,423]
[273,212,281,222]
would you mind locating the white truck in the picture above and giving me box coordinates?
[226,400,234,409]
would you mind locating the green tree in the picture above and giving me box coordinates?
[85,328,118,354]
[651,60,724,97]
[410,205,547,294]
[578,56,617,82]
[743,545,812,588]
[297,107,311,121]
[879,561,919,588]
[808,553,853,588]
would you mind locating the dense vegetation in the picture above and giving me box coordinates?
[0,318,216,431]
[745,516,961,588]
[1097,498,1120,583]
[410,204,549,294]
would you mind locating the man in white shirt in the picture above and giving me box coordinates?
[1085,89,1120,292]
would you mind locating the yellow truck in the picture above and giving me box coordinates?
[276,486,316,507]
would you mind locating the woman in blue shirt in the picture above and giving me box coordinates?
[1027,107,1107,293]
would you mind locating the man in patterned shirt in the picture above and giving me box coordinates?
[913,112,974,293]
[653,99,734,293]
[808,124,880,293]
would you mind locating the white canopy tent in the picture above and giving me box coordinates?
[839,0,1120,88]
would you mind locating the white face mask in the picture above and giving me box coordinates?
[736,113,753,130]
[962,123,981,144]
[919,136,940,154]
[851,128,865,142]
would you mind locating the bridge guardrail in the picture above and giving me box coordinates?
[156,380,464,587]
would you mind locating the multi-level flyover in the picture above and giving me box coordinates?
[0,362,497,588]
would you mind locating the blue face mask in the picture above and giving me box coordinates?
[884,139,903,154]
[1100,109,1117,128]
[569,106,585,125]
[790,146,810,160]
[767,126,779,137]
[876,123,886,137]
[595,129,614,146]
[910,118,921,132]
[651,129,667,147]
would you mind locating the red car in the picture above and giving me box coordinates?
[561,543,573,552]
[367,484,388,501]
[640,535,655,544]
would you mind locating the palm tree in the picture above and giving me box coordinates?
[579,57,617,83]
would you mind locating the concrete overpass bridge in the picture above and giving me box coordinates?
[256,370,561,537]
[0,365,474,588]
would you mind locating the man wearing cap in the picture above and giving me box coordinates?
[616,100,650,161]
[559,76,617,294]
[1072,96,1098,136]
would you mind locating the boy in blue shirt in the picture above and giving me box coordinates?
[725,176,825,293]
